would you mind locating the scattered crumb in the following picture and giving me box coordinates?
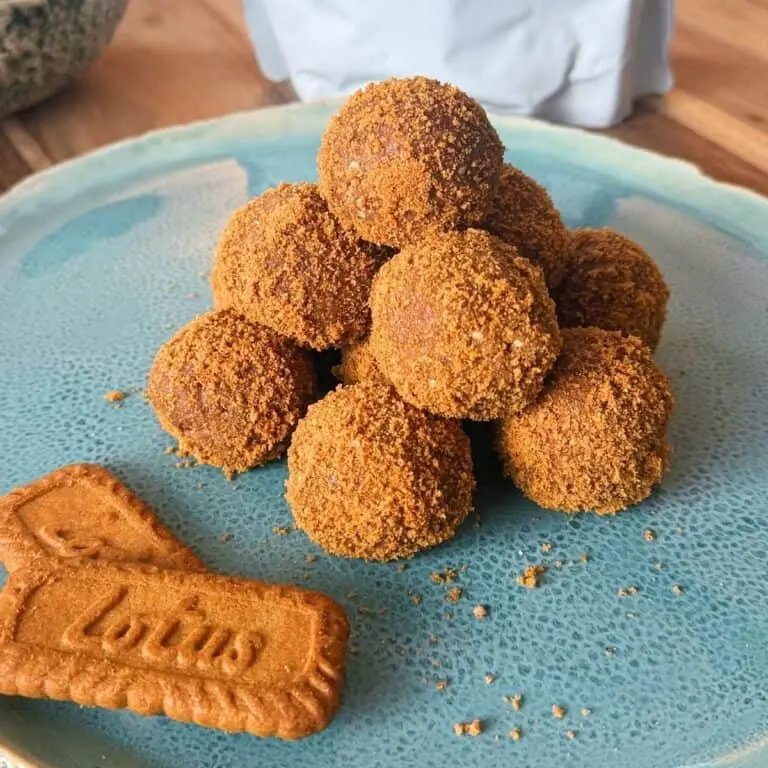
[429,657,441,668]
[466,719,482,736]
[411,593,422,606]
[443,612,453,621]
[453,723,465,736]
[195,482,205,490]
[554,559,564,568]
[175,459,195,469]
[654,561,664,570]
[541,541,553,553]
[643,528,657,542]
[472,604,488,620]
[626,611,638,620]
[617,585,639,597]
[580,707,592,717]
[484,674,496,685]
[446,587,463,603]
[429,633,439,644]
[672,584,684,596]
[396,646,406,657]
[676,526,685,534]
[397,563,408,572]
[357,606,371,615]
[305,554,318,563]
[349,645,359,655]
[103,390,126,402]
[197,270,209,280]
[346,590,358,600]
[516,564,546,589]
[436,680,448,691]
[552,704,566,719]
[510,694,523,711]
[509,727,522,742]
[218,533,232,543]
[272,526,291,536]
[566,730,577,740]
[460,564,469,573]
[165,322,175,330]
[430,567,458,584]
[605,646,617,657]
[579,553,590,563]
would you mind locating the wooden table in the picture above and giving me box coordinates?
[1,0,767,196]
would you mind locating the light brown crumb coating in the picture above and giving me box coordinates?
[369,229,561,420]
[555,227,670,350]
[482,164,569,290]
[497,327,673,514]
[286,382,475,561]
[148,309,317,473]
[317,76,504,248]
[331,338,387,386]
[211,183,381,350]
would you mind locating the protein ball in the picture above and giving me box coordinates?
[286,382,475,561]
[318,76,504,248]
[482,164,569,290]
[555,227,670,350]
[496,327,674,514]
[369,229,561,420]
[331,338,387,386]
[148,309,316,474]
[211,183,381,350]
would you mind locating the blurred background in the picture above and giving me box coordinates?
[0,0,765,196]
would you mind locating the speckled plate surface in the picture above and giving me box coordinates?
[1,103,767,768]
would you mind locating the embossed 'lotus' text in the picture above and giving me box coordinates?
[62,586,264,676]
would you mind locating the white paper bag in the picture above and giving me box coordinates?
[243,0,673,128]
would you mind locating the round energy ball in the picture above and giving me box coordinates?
[331,338,387,386]
[286,382,475,561]
[496,327,674,514]
[369,229,561,420]
[555,227,670,350]
[482,164,569,290]
[148,309,317,474]
[211,182,381,350]
[318,76,504,248]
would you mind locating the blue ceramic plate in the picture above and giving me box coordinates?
[1,103,767,768]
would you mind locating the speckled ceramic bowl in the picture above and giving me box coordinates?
[0,0,128,117]
[0,103,767,768]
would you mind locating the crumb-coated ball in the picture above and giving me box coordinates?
[555,227,670,350]
[211,183,382,350]
[148,309,317,474]
[318,76,504,248]
[369,229,561,420]
[331,338,387,386]
[497,327,674,514]
[482,164,569,290]
[286,382,475,561]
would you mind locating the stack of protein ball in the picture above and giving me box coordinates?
[148,77,673,563]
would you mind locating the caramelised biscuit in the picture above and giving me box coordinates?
[0,560,349,740]
[0,464,204,572]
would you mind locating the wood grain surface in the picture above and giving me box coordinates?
[1,0,766,196]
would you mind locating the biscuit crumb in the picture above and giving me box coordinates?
[195,482,205,490]
[484,674,496,684]
[555,559,564,568]
[197,270,209,280]
[541,541,553,553]
[654,561,664,570]
[617,585,639,597]
[272,526,291,536]
[349,645,359,655]
[397,563,408,572]
[357,606,371,615]
[516,564,546,588]
[508,694,523,711]
[552,704,566,718]
[175,459,195,469]
[466,719,482,736]
[411,593,422,606]
[626,611,638,620]
[672,583,684,595]
[103,390,126,402]
[509,727,522,741]
[346,590,358,600]
[579,553,590,563]
[305,554,318,563]
[473,604,488,620]
[566,729,577,740]
[430,567,458,584]
[436,680,448,691]
[605,646,617,657]
[643,528,657,542]
[429,633,439,643]
[218,533,232,543]
[164,446,177,455]
[446,587,463,603]
[444,611,453,621]
[580,707,592,717]
[453,723,465,736]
